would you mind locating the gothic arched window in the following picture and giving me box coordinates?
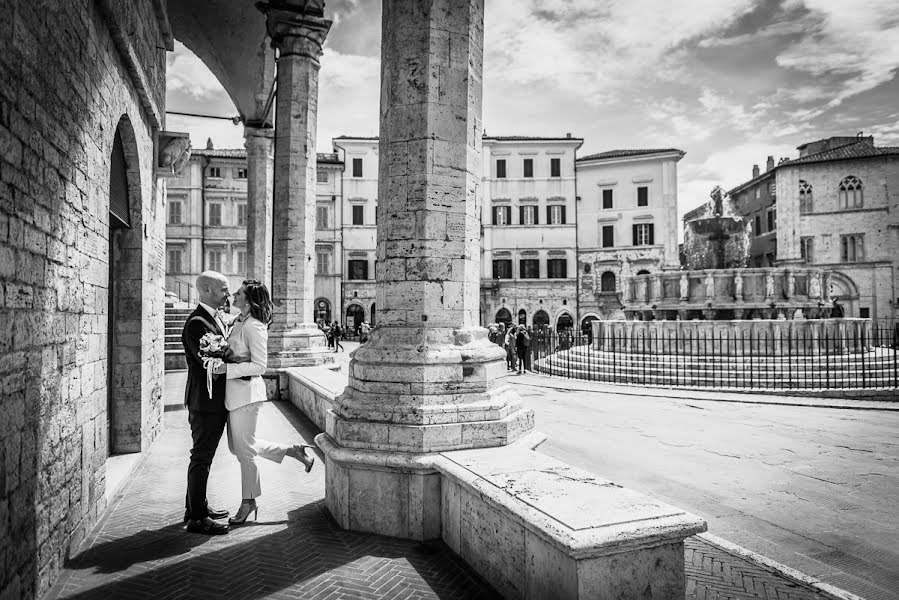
[839,176,863,209]
[799,180,813,214]
[600,271,616,292]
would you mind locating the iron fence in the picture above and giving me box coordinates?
[526,320,899,391]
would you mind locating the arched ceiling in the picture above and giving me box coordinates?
[167,0,277,124]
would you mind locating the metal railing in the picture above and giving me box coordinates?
[526,321,899,391]
[165,275,197,305]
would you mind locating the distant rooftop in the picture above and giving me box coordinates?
[192,148,342,164]
[483,135,583,142]
[577,148,684,162]
[783,138,899,166]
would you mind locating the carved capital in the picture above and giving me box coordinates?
[260,4,332,61]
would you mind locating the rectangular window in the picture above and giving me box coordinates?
[496,159,506,179]
[208,203,222,226]
[754,215,762,236]
[767,208,776,232]
[547,205,566,225]
[352,158,363,177]
[523,158,533,178]
[602,189,613,209]
[317,171,329,183]
[237,203,247,227]
[637,186,649,207]
[520,259,539,279]
[352,205,364,225]
[348,259,369,280]
[800,237,814,264]
[167,249,182,273]
[492,205,511,226]
[632,223,655,246]
[208,250,222,272]
[860,307,870,318]
[602,225,614,248]
[235,168,247,179]
[168,201,182,225]
[519,205,538,225]
[550,158,561,178]
[317,251,330,274]
[840,234,864,263]
[493,259,512,279]
[316,205,330,229]
[237,250,246,274]
[208,167,221,178]
[547,258,567,279]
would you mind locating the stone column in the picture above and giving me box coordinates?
[319,0,533,540]
[244,126,274,287]
[260,2,332,376]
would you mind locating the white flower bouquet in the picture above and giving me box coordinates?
[199,332,230,398]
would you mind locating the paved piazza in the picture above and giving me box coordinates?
[45,358,853,600]
[515,376,899,600]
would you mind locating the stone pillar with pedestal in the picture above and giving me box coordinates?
[260,1,333,390]
[244,126,274,287]
[319,0,533,540]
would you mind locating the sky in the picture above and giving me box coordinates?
[165,0,899,220]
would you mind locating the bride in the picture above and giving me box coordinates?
[214,279,315,524]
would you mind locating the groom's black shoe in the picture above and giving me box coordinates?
[186,517,229,536]
[184,506,229,522]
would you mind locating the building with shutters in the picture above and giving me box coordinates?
[726,156,779,267]
[575,149,685,323]
[480,135,584,331]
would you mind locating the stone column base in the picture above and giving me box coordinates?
[317,433,443,540]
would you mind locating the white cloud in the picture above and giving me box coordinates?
[317,51,381,147]
[484,0,760,105]
[166,114,246,150]
[775,0,899,111]
[167,42,229,101]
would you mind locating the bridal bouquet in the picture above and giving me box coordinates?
[199,332,230,398]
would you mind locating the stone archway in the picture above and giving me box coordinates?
[517,308,527,324]
[495,307,512,326]
[828,272,860,317]
[108,115,144,454]
[314,297,331,325]
[556,312,573,331]
[346,303,365,333]
[532,310,550,330]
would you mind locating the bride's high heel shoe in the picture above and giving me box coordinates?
[289,444,315,473]
[228,499,258,525]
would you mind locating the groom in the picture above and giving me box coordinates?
[181,270,232,535]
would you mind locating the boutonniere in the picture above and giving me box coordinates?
[216,310,239,336]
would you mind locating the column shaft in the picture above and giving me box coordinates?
[245,126,274,287]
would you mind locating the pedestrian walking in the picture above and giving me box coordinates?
[504,325,517,372]
[515,325,529,374]
[332,321,344,352]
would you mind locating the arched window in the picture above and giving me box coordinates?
[495,307,512,325]
[600,271,616,292]
[532,310,550,330]
[839,176,863,208]
[517,309,526,324]
[556,312,573,331]
[636,269,651,276]
[370,303,376,326]
[799,180,813,214]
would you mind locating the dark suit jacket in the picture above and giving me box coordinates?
[182,306,227,413]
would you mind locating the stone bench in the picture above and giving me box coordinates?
[287,368,706,599]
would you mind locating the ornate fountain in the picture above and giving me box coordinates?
[601,187,872,355]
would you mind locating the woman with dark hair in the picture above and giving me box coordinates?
[213,279,314,525]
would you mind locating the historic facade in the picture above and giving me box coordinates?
[0,2,170,597]
[480,136,583,331]
[575,149,684,324]
[728,135,899,320]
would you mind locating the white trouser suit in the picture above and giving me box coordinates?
[225,314,290,499]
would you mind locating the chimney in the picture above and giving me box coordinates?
[766,156,774,171]
[752,164,760,178]
[206,137,214,150]
[566,132,572,138]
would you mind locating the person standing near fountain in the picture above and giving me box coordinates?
[680,274,689,300]
[832,297,844,318]
[734,272,744,301]
[765,273,775,298]
[705,272,715,299]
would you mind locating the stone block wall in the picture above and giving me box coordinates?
[0,1,167,598]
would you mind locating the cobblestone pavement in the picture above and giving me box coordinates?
[46,372,838,600]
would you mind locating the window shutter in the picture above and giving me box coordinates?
[632,224,639,245]
[546,206,552,224]
[109,131,130,228]
[504,206,510,224]
[533,207,538,225]
[492,207,498,225]
[561,206,567,224]
[648,224,655,245]
[519,206,524,225]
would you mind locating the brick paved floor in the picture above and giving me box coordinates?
[45,372,837,600]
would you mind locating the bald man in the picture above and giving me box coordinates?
[181,271,232,535]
